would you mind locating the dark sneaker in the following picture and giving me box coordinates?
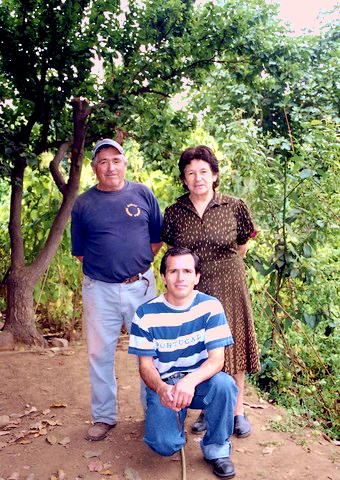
[234,415,251,438]
[191,411,207,434]
[205,457,236,478]
[85,422,116,441]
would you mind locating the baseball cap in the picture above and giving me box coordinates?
[92,139,125,162]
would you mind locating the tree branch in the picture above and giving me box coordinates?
[49,141,70,194]
[127,87,170,97]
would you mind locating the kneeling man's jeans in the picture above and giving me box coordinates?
[144,372,238,460]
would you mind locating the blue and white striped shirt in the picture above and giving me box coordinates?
[128,291,233,379]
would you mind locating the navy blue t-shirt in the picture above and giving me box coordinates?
[71,181,163,283]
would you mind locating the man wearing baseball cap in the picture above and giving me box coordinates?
[71,139,163,441]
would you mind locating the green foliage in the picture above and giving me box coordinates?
[185,11,340,437]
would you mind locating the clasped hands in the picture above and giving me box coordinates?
[157,376,196,412]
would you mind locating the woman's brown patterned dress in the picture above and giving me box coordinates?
[162,192,260,375]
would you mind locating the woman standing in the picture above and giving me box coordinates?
[161,145,260,437]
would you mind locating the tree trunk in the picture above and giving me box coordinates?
[4,268,47,346]
[3,97,90,346]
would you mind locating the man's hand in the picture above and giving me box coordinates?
[151,242,163,257]
[140,356,181,411]
[156,383,179,410]
[171,376,196,410]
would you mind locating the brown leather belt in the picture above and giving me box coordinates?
[122,267,149,284]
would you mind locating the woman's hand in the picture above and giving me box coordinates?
[237,242,249,258]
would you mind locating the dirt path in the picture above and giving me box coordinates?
[0,337,338,480]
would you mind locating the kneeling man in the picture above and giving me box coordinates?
[128,247,238,478]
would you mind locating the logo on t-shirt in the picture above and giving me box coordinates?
[125,203,141,217]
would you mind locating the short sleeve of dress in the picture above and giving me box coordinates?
[161,207,176,246]
[235,199,257,245]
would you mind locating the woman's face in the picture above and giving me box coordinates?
[183,159,217,197]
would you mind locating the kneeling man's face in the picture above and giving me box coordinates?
[162,254,200,306]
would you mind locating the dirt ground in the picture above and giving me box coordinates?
[0,336,338,480]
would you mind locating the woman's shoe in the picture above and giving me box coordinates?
[234,415,251,438]
[191,411,207,434]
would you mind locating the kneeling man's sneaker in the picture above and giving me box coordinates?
[191,411,207,434]
[85,422,116,441]
[205,457,235,478]
[234,415,251,438]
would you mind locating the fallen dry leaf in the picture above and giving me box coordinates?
[124,467,142,480]
[0,415,10,428]
[57,469,66,480]
[46,434,58,445]
[50,402,67,408]
[30,421,44,430]
[83,449,102,459]
[50,347,60,353]
[12,431,30,442]
[61,350,75,356]
[42,419,57,426]
[10,413,25,419]
[99,469,114,476]
[59,436,71,446]
[8,473,19,480]
[24,406,38,415]
[262,446,274,455]
[271,414,283,422]
[6,420,22,429]
[19,439,32,445]
[45,351,56,357]
[322,433,332,443]
[243,402,267,409]
[88,458,104,472]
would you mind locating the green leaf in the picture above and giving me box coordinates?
[303,244,312,258]
[299,169,316,179]
[303,313,317,329]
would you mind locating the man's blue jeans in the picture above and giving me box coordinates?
[144,372,238,460]
[82,269,156,424]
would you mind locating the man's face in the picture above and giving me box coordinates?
[92,146,127,191]
[162,254,200,306]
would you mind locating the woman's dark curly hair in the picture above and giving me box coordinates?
[178,145,220,190]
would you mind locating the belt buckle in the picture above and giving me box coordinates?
[122,269,149,294]
[123,274,137,284]
[168,372,186,380]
